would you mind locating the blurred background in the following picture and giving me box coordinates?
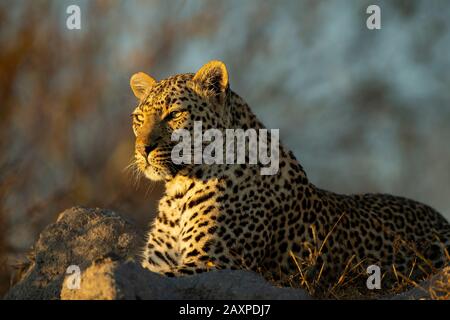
[1,0,449,295]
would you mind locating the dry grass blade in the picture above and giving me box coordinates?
[394,268,425,292]
[318,213,346,256]
[289,250,312,294]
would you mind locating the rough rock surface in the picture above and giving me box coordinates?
[4,206,310,300]
[4,207,143,300]
[60,259,310,300]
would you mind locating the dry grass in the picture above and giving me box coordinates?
[260,216,450,300]
[284,217,375,299]
[428,267,450,300]
[284,248,449,300]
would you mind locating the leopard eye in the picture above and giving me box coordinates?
[165,110,184,121]
[132,113,145,123]
[131,112,144,136]
[170,111,183,119]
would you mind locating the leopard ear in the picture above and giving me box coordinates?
[130,72,156,100]
[193,60,229,103]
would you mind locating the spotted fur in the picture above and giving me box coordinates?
[129,61,450,288]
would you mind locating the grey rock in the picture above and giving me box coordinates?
[60,259,310,300]
[4,206,143,300]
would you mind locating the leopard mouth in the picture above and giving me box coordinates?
[142,156,187,181]
[134,144,190,181]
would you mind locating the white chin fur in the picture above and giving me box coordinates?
[144,167,166,181]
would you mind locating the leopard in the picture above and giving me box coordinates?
[129,60,450,292]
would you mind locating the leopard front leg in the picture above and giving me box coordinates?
[142,234,178,273]
[143,226,240,276]
[142,198,268,276]
[141,213,181,273]
[162,214,261,277]
[163,263,214,277]
[142,229,232,276]
[161,239,238,277]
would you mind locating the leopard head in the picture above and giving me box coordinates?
[129,60,231,181]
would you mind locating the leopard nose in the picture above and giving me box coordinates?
[144,143,158,156]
